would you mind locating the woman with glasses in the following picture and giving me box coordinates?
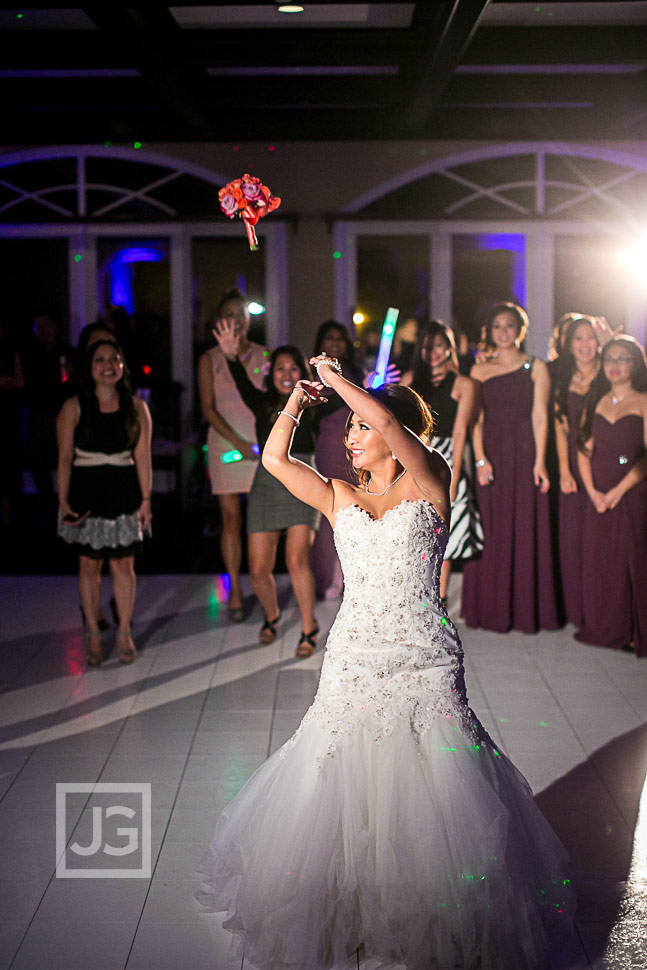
[575,336,647,656]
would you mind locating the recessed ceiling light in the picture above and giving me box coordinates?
[277,4,304,12]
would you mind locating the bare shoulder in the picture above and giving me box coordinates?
[531,357,549,378]
[134,396,151,422]
[454,373,475,396]
[429,446,451,486]
[331,479,360,512]
[59,395,80,421]
[469,360,491,382]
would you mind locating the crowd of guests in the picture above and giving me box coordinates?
[3,289,646,664]
[200,291,647,660]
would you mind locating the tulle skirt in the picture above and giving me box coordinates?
[197,711,575,970]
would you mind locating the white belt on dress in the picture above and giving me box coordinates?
[73,448,134,467]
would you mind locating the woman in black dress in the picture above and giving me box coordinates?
[57,339,152,665]
[213,320,320,657]
[402,321,483,602]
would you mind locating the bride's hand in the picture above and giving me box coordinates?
[212,318,240,360]
[309,354,342,386]
[292,380,327,408]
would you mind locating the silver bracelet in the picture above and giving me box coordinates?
[475,458,487,467]
[314,355,343,387]
[277,410,300,426]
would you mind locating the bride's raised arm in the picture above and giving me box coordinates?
[262,381,336,519]
[311,355,450,511]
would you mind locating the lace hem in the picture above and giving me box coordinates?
[57,508,144,551]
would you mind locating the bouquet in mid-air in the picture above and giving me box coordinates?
[218,173,281,250]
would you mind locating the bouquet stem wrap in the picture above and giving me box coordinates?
[219,174,281,251]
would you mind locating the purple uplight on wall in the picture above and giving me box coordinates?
[474,234,526,308]
[110,246,164,313]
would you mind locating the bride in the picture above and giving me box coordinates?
[198,355,575,970]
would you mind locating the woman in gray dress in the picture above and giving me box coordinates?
[213,320,320,658]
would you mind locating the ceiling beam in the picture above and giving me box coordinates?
[405,0,492,131]
[81,6,215,136]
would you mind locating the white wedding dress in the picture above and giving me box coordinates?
[199,500,575,970]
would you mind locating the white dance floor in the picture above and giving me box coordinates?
[0,573,645,970]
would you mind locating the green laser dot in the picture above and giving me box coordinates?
[264,350,270,357]
[73,254,82,262]
[133,141,142,149]
[104,141,112,147]
[499,717,508,723]
[17,13,23,19]
[539,721,547,726]
[441,617,447,625]
[333,251,341,259]
[253,367,260,373]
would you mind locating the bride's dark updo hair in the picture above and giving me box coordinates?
[344,384,433,486]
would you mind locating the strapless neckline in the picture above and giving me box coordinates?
[594,412,643,427]
[335,497,447,528]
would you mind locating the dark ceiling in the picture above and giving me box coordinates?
[2,2,647,145]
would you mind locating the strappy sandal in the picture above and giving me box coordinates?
[296,625,319,659]
[117,630,137,665]
[85,631,103,667]
[259,612,281,645]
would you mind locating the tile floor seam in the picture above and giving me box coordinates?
[518,636,642,840]
[122,635,226,970]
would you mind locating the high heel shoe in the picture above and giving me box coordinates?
[85,631,104,666]
[296,624,319,659]
[117,630,137,664]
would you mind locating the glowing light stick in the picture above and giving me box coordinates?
[221,445,260,464]
[371,307,399,388]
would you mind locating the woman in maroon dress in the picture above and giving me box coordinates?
[575,336,647,656]
[553,316,601,626]
[462,303,559,633]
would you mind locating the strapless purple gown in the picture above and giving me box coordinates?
[462,364,560,634]
[575,413,647,656]
[558,391,587,627]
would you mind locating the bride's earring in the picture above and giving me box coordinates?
[391,452,397,461]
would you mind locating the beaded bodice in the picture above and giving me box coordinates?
[283,500,481,765]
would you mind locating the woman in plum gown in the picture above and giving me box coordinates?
[198,356,575,970]
[462,303,559,634]
[575,336,647,656]
[553,316,603,627]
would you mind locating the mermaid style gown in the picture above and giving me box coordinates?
[199,500,575,970]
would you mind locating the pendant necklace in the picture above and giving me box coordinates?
[366,469,407,496]
[612,393,624,406]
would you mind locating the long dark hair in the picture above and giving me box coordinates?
[76,339,140,448]
[548,311,583,363]
[410,320,458,386]
[577,336,647,452]
[553,315,598,422]
[479,302,529,355]
[312,320,363,383]
[343,384,433,487]
[265,345,312,421]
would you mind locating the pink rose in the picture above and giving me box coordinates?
[241,180,263,201]
[220,193,238,216]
